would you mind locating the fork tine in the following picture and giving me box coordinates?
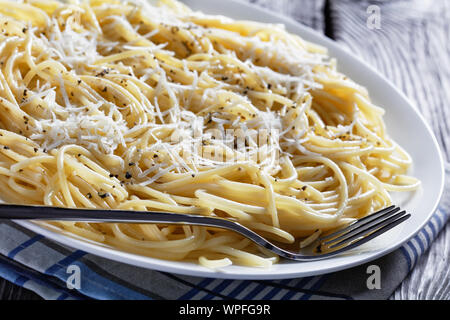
[319,205,399,242]
[323,206,403,246]
[327,210,409,249]
[323,213,411,255]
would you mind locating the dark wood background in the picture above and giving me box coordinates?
[1,0,449,300]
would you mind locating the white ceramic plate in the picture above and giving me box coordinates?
[16,0,445,279]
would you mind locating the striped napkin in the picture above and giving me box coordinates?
[0,164,448,300]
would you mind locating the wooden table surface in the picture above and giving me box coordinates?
[0,0,449,300]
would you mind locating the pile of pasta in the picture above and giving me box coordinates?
[0,0,419,267]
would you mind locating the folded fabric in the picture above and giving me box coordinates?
[0,166,448,300]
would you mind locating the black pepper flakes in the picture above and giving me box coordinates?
[98,192,109,199]
[125,172,132,179]
[316,244,322,253]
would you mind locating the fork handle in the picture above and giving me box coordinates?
[0,203,266,245]
[0,203,281,254]
[0,203,231,226]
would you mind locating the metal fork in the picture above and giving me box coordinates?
[0,204,410,261]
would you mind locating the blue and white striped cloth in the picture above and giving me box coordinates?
[0,165,448,300]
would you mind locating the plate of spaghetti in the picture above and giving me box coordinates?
[0,0,444,279]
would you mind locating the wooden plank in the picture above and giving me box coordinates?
[391,223,450,299]
[247,0,325,31]
[321,0,450,300]
[329,0,450,161]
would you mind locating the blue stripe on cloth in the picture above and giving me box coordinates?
[400,246,413,271]
[14,275,29,287]
[427,220,437,237]
[407,241,419,266]
[7,235,44,259]
[227,280,253,299]
[241,281,269,299]
[300,275,329,300]
[421,229,431,247]
[44,250,150,300]
[412,236,425,254]
[281,277,313,300]
[201,280,233,300]
[261,279,292,300]
[178,278,215,300]
[44,250,87,274]
[56,292,69,300]
[0,254,84,300]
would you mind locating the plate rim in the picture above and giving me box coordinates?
[13,0,445,280]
